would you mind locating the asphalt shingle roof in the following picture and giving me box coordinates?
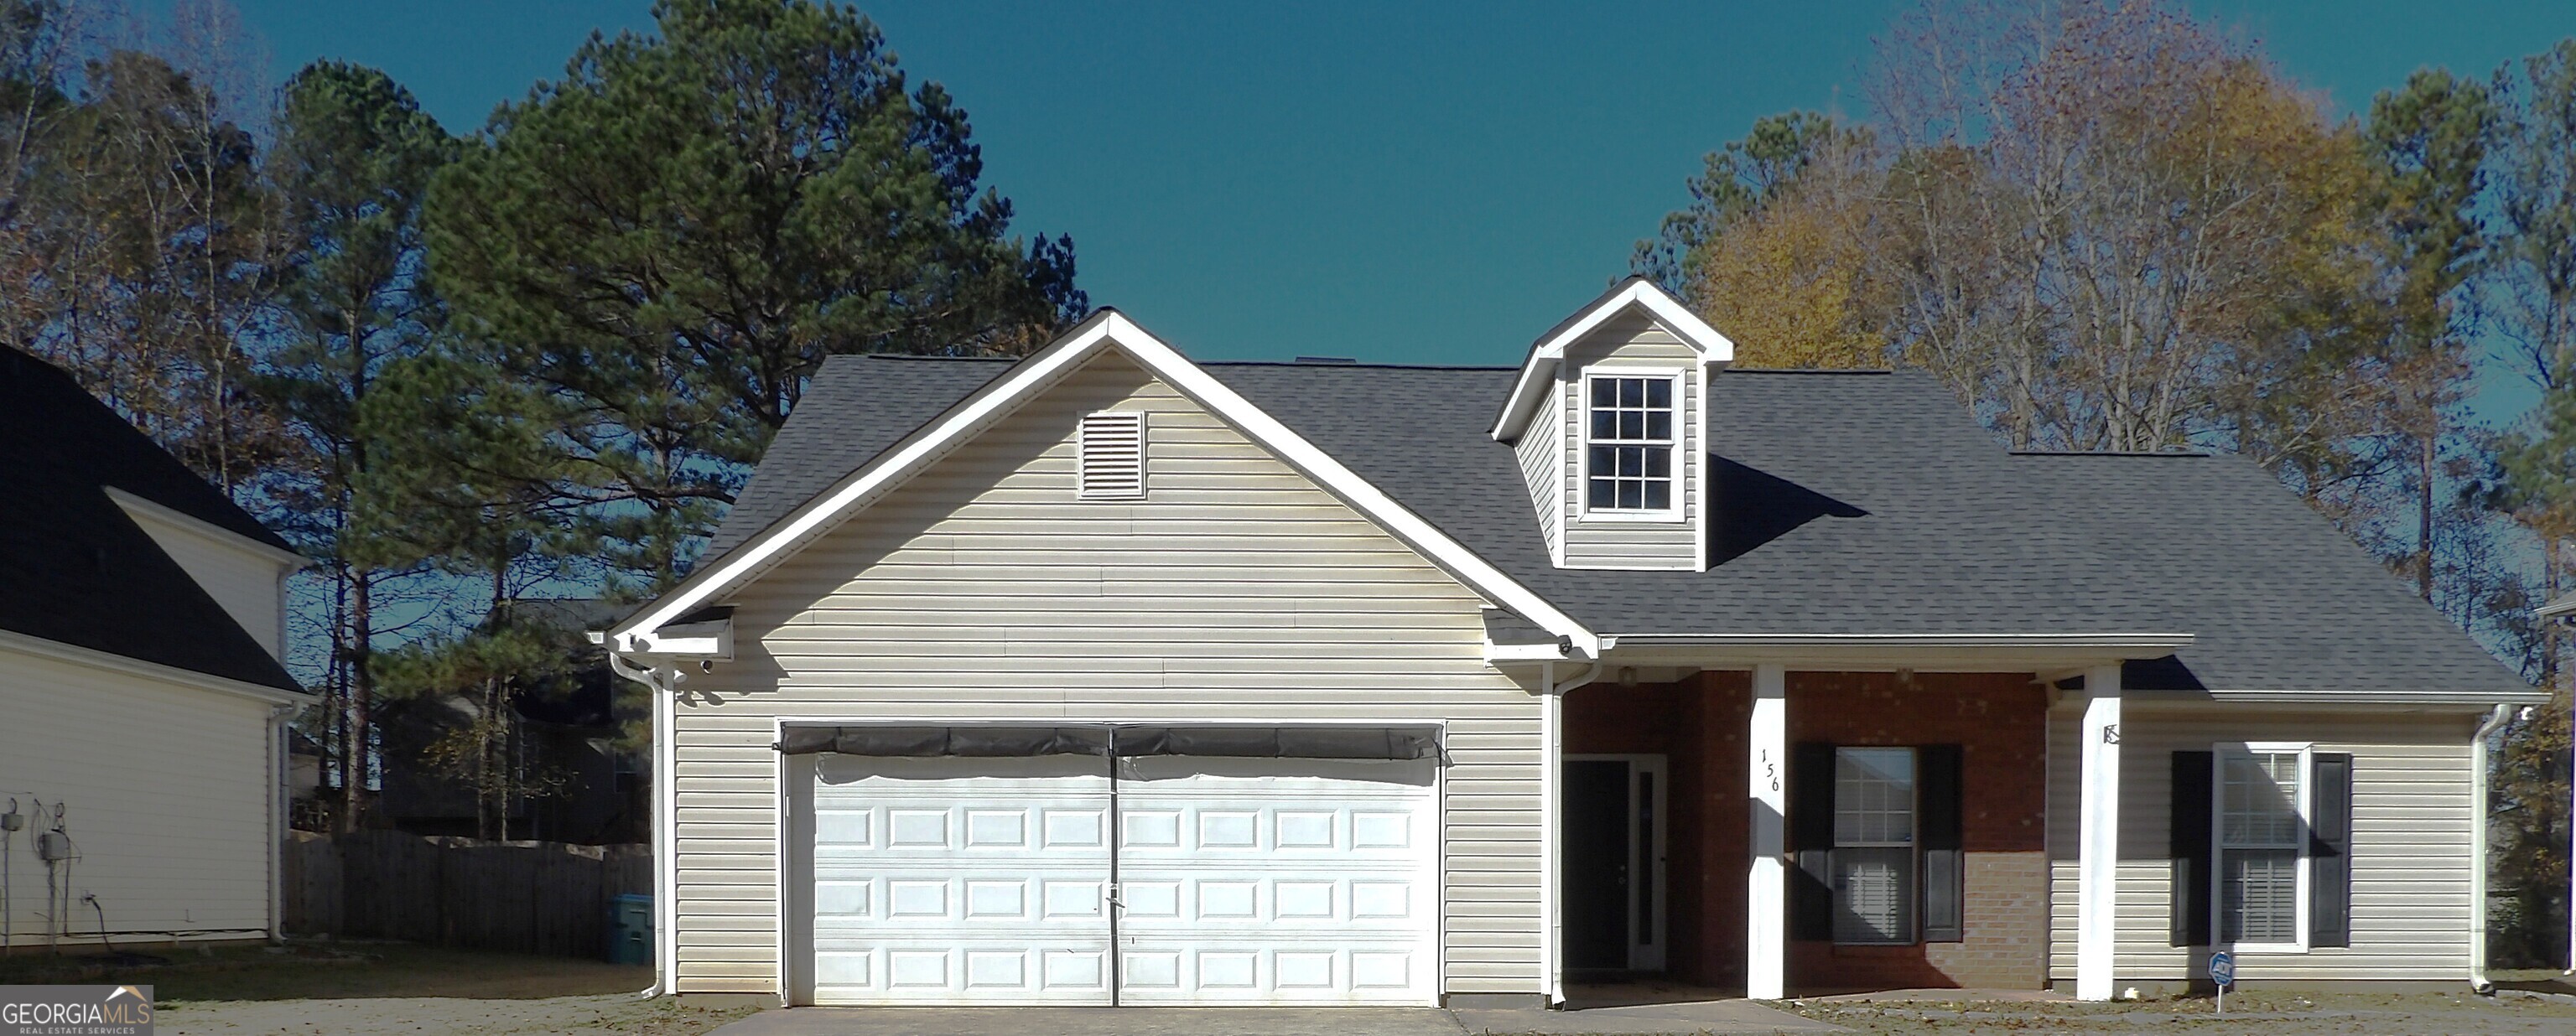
[710,353,2530,699]
[3,349,302,692]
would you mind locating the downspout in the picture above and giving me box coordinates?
[610,650,678,998]
[2470,703,2511,993]
[1540,658,1603,1008]
[267,702,293,945]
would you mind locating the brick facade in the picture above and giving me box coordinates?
[1565,670,2050,992]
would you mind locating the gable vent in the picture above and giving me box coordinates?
[1077,411,1147,500]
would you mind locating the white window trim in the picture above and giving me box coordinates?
[2211,740,2314,955]
[1576,367,1686,524]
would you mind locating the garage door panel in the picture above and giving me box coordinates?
[1112,755,1438,1004]
[808,754,1114,1005]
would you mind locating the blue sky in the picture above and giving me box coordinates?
[226,1,2571,390]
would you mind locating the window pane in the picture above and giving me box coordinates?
[1644,448,1670,478]
[1646,411,1671,441]
[1647,379,1671,407]
[1612,412,1638,439]
[1620,447,1645,477]
[1833,846,1915,944]
[1591,410,1615,438]
[1587,478,1615,509]
[2221,847,2298,943]
[1592,378,1617,406]
[1643,480,1670,510]
[1618,481,1642,509]
[1589,445,1614,474]
[1620,378,1644,406]
[2222,754,2299,847]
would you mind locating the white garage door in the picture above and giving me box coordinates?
[807,754,1115,1005]
[799,744,1439,1007]
[1113,755,1440,1004]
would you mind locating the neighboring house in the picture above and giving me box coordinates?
[376,598,646,844]
[0,349,309,951]
[605,279,2540,1008]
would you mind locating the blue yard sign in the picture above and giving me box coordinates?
[2210,950,2236,1015]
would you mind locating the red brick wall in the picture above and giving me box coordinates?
[1563,671,2050,992]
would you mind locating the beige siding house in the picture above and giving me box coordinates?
[610,278,2537,1009]
[1,349,309,951]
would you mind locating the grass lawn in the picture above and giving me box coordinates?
[0,939,657,1001]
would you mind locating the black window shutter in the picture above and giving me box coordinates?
[2310,753,2354,948]
[1919,744,1965,942]
[2169,751,2214,947]
[1789,742,1837,940]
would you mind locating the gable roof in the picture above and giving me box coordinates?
[710,351,2530,702]
[1489,276,1733,441]
[2,349,303,693]
[622,312,1602,655]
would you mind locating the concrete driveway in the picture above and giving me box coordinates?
[705,1000,1844,1035]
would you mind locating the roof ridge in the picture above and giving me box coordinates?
[1207,360,1519,371]
[1718,366,1897,375]
[2011,449,2215,458]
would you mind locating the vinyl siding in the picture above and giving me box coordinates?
[1514,380,1562,561]
[674,350,1546,997]
[0,647,275,946]
[2045,705,2478,982]
[1560,313,1699,570]
[117,501,289,660]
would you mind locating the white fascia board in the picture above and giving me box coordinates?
[614,311,1605,658]
[102,486,309,571]
[1483,640,1571,663]
[623,619,733,660]
[2537,593,2576,619]
[0,626,314,706]
[1490,280,1735,442]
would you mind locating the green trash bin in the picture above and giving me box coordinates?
[609,894,652,965]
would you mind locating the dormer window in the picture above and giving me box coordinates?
[1583,372,1680,516]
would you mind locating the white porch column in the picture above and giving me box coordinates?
[2075,664,2123,1002]
[1747,663,1788,1000]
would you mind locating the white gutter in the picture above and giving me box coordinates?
[1537,660,1602,1008]
[2470,702,2512,993]
[610,650,680,998]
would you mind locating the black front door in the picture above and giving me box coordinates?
[1564,759,1631,971]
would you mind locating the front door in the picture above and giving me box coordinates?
[1563,755,1666,973]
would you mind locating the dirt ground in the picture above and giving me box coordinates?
[0,941,756,1036]
[1782,976,2576,1034]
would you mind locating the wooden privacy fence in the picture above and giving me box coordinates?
[284,831,651,958]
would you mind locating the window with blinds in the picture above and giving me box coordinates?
[1832,747,1917,945]
[1077,411,1146,500]
[2220,750,2303,945]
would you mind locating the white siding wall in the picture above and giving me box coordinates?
[1559,313,1699,571]
[1513,381,1562,562]
[674,351,1546,997]
[117,503,289,660]
[2045,705,2479,982]
[0,649,275,946]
